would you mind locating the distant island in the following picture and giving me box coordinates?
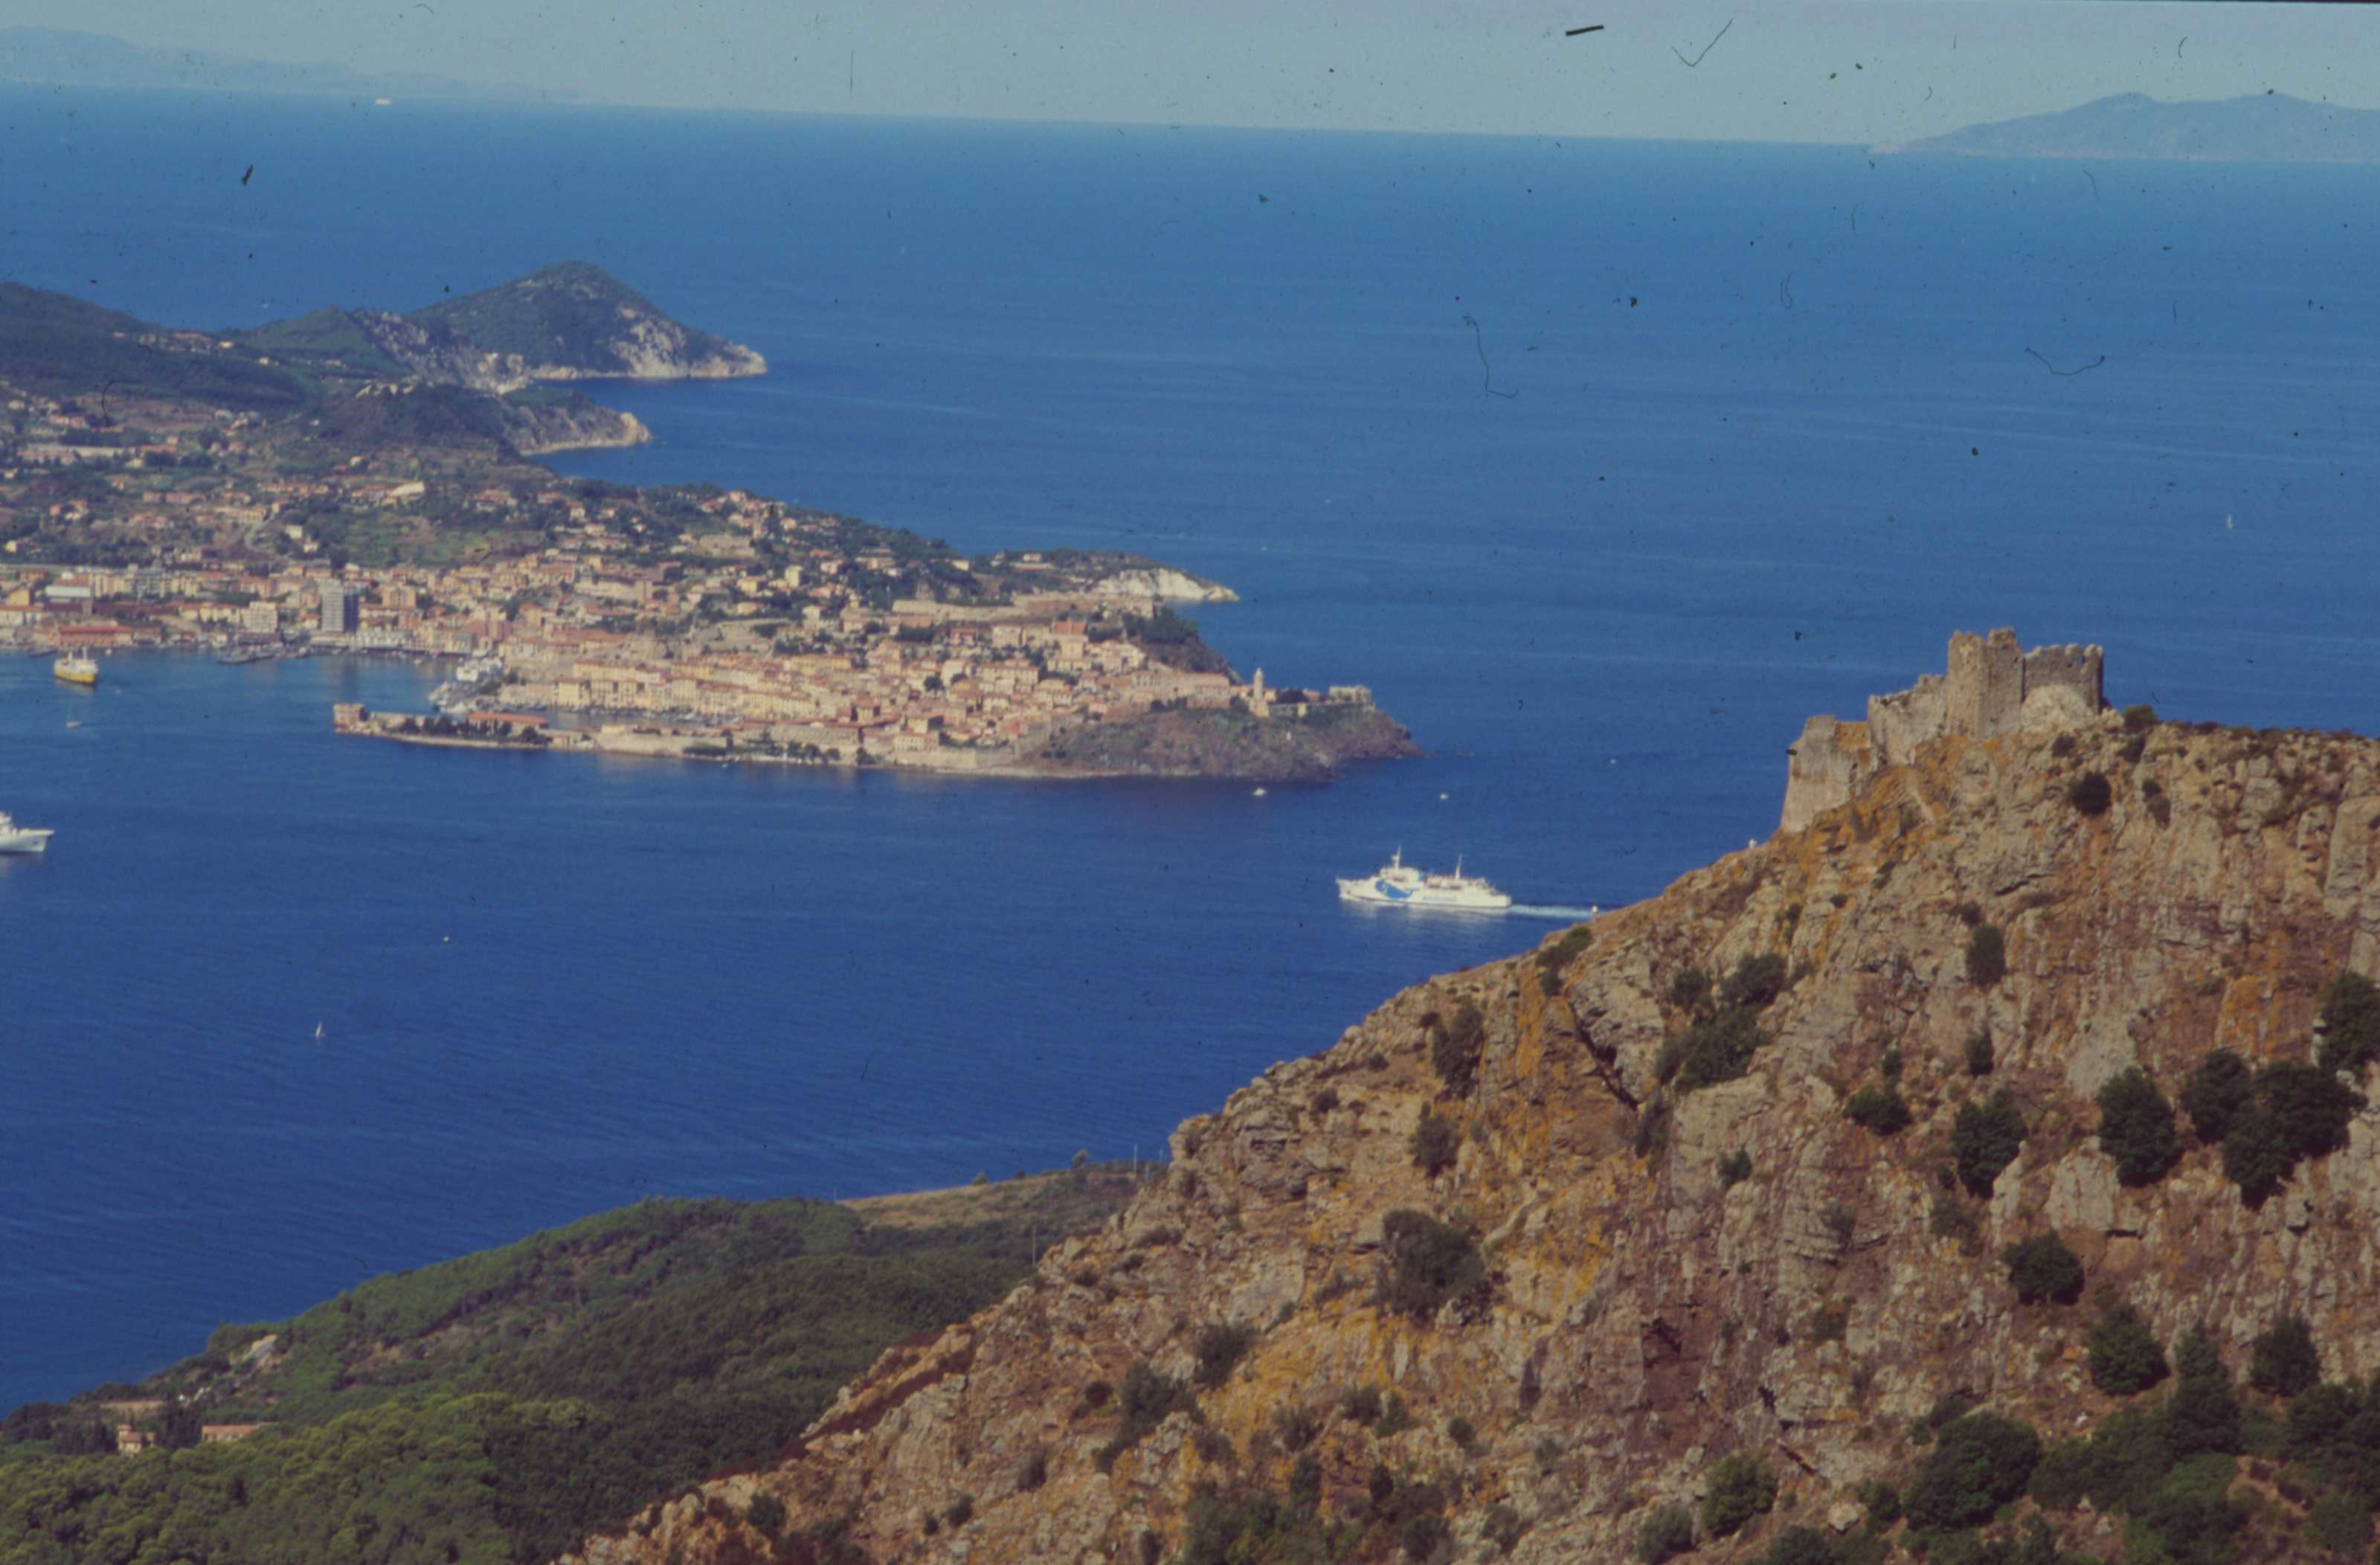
[0,269,1415,782]
[0,25,569,102]
[1876,91,2380,164]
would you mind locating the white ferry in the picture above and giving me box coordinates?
[1338,849,1511,912]
[0,812,55,854]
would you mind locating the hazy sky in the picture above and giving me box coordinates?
[7,0,2376,142]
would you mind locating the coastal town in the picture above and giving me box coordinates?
[0,337,1405,778]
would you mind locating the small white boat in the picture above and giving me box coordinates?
[313,1021,326,1041]
[1251,786,1267,797]
[0,811,55,854]
[1338,848,1511,911]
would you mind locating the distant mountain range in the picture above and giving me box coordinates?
[0,25,571,102]
[1879,91,2380,164]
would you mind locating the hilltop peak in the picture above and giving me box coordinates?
[1879,89,2380,163]
[408,263,766,383]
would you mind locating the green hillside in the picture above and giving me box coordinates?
[0,283,310,411]
[408,261,744,375]
[0,1168,1141,1564]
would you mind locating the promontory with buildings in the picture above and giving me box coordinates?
[0,269,1415,780]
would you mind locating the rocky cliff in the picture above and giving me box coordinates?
[567,655,2380,1564]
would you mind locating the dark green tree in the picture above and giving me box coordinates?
[1409,1109,1459,1177]
[1966,925,2008,988]
[2086,1305,2169,1395]
[2167,1326,2242,1457]
[2181,1050,2253,1143]
[1954,1090,2028,1195]
[2248,1315,2321,1398]
[1904,1410,2044,1530]
[2258,1060,2361,1160]
[1846,1084,1912,1137]
[2001,1232,2085,1305]
[2096,1066,2182,1186]
[1720,952,1790,1011]
[2068,771,2113,816]
[1700,1452,1778,1538]
[156,1402,202,1450]
[2220,1099,2292,1206]
[2318,971,2380,1076]
[1634,1503,1695,1564]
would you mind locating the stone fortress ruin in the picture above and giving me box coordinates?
[1781,628,2106,832]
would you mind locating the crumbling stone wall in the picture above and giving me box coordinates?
[1781,629,2104,830]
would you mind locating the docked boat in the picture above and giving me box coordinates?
[0,812,54,853]
[1337,849,1511,911]
[52,653,98,685]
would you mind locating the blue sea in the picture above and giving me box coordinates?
[2,88,2376,1407]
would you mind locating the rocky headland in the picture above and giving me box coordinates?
[565,631,2380,1564]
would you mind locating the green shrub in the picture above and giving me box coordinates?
[1930,1192,1981,1244]
[944,1491,974,1529]
[2318,971,2380,1077]
[2284,1381,2359,1456]
[1400,1514,1450,1561]
[1718,1148,1754,1189]
[1669,966,1712,1014]
[1377,1209,1485,1322]
[1701,1452,1778,1537]
[744,1491,787,1535]
[1483,1500,1525,1554]
[2249,1316,2322,1398]
[2123,704,2158,732]
[1904,1410,2044,1530]
[1637,1494,1694,1550]
[1846,1084,1911,1137]
[2182,1050,2254,1143]
[1720,952,1791,1010]
[1191,1321,1258,1389]
[2220,1100,2293,1206]
[1343,1384,1384,1424]
[1760,1525,1838,1565]
[1858,1478,1903,1528]
[2086,1305,2169,1395]
[2138,1453,2244,1564]
[1445,1415,1475,1451]
[1965,1028,1995,1076]
[1954,1090,2028,1195]
[2259,1060,2362,1160]
[1410,1109,1460,1177]
[2027,1437,2094,1511]
[2167,1328,2242,1458]
[1273,1402,1321,1452]
[2096,1066,2183,1186]
[2307,1490,2371,1557]
[1805,1301,1850,1346]
[1662,1006,1769,1092]
[1966,925,2008,988]
[1534,928,1592,986]
[2001,1232,2085,1305]
[1432,1001,1487,1096]
[1097,1361,1195,1469]
[2068,771,2113,817]
[1017,1447,1049,1491]
[1289,1450,1322,1511]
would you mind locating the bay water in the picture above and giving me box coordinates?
[1,88,2375,1405]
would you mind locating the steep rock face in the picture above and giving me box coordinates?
[567,710,2380,1564]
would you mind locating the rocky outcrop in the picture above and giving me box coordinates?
[1092,568,1240,604]
[566,697,2380,1564]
